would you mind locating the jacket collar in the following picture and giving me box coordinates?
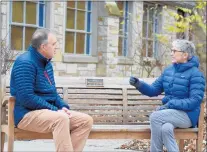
[173,56,199,72]
[28,45,51,64]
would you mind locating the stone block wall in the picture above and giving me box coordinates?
[2,1,178,78]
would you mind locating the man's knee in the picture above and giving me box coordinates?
[85,115,93,127]
[161,123,174,136]
[54,112,69,124]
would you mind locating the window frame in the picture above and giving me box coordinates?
[9,1,47,51]
[117,1,129,57]
[142,2,161,58]
[63,1,98,63]
[64,1,92,55]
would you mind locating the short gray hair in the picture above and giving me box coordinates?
[31,29,51,49]
[172,39,196,59]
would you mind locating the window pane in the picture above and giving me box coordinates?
[143,4,148,20]
[142,21,147,38]
[25,27,36,49]
[67,1,75,8]
[77,10,85,30]
[119,18,123,35]
[11,26,23,50]
[12,1,23,23]
[118,37,123,56]
[77,1,85,10]
[26,2,36,24]
[142,40,146,57]
[65,32,74,53]
[76,33,85,54]
[148,22,153,38]
[66,9,75,29]
[39,3,44,27]
[148,40,153,57]
[86,34,90,55]
[116,1,124,16]
[149,8,154,22]
[87,12,91,32]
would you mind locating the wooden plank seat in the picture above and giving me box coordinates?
[1,85,204,152]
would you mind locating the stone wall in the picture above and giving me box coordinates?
[52,2,97,77]
[3,1,178,78]
[1,1,8,43]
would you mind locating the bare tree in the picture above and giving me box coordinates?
[126,4,170,78]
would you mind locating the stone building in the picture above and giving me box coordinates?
[0,1,195,78]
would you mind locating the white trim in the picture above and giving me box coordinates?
[63,1,67,55]
[63,54,98,63]
[65,29,91,34]
[10,22,39,28]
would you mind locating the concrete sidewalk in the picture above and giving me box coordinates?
[4,139,136,152]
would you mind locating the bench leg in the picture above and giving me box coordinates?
[179,139,184,152]
[7,136,14,152]
[1,132,5,152]
[196,139,202,152]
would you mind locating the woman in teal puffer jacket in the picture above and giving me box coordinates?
[129,39,205,152]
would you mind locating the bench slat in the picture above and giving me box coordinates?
[127,116,149,122]
[78,110,123,115]
[68,99,123,104]
[93,117,123,121]
[70,105,123,110]
[68,94,123,99]
[68,89,122,94]
[127,105,157,110]
[128,95,163,100]
[128,100,162,105]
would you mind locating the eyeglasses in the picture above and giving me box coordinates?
[171,49,184,54]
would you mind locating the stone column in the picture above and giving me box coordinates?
[97,16,119,76]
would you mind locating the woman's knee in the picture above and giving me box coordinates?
[161,123,174,135]
[149,111,160,123]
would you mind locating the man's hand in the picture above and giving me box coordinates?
[129,76,139,88]
[58,107,72,118]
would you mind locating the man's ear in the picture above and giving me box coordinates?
[40,44,45,51]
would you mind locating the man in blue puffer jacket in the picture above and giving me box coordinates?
[129,39,205,152]
[10,29,93,152]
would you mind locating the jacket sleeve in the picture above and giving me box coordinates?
[55,94,70,110]
[137,74,164,97]
[166,72,206,110]
[13,61,58,111]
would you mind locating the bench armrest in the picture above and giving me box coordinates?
[198,100,205,130]
[8,96,15,129]
[2,96,16,128]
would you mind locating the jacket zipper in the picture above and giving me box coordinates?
[44,71,52,85]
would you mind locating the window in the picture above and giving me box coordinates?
[116,1,129,56]
[10,1,46,51]
[142,3,161,58]
[65,1,92,55]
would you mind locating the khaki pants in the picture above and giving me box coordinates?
[17,109,93,152]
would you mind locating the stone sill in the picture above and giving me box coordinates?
[63,54,98,63]
[117,57,133,65]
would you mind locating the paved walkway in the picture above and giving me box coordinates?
[4,139,136,152]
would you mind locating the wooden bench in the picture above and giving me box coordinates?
[1,78,205,152]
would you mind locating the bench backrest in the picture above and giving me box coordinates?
[2,85,163,125]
